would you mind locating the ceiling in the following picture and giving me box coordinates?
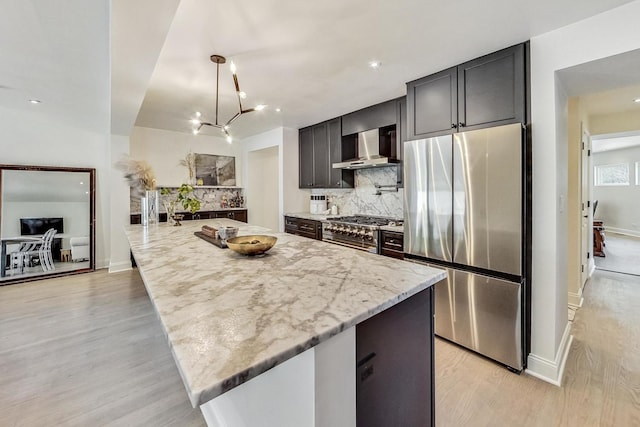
[1,0,638,140]
[591,134,640,153]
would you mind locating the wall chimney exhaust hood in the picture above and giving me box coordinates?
[332,128,399,170]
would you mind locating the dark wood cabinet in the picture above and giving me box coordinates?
[407,43,526,139]
[212,210,248,223]
[299,119,354,189]
[341,99,397,136]
[130,209,247,224]
[457,43,525,131]
[380,230,404,259]
[284,216,322,240]
[407,67,458,139]
[356,287,434,426]
[395,97,407,187]
[299,126,315,188]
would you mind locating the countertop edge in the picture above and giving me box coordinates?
[193,269,446,406]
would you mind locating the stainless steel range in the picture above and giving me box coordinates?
[322,215,403,253]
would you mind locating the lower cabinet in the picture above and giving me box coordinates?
[130,209,247,224]
[356,287,434,426]
[284,216,323,240]
[380,230,404,259]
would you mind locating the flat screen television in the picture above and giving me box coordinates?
[20,218,64,236]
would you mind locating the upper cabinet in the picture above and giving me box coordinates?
[407,67,458,139]
[299,118,354,189]
[407,43,526,139]
[341,99,397,136]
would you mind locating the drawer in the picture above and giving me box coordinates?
[284,216,322,240]
[381,231,404,259]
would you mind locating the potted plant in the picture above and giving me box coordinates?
[161,184,201,225]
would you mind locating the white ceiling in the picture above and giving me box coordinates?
[1,0,638,140]
[592,134,640,153]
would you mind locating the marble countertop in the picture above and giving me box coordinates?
[124,219,446,407]
[380,225,404,233]
[284,212,337,221]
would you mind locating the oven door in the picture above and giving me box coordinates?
[322,224,379,254]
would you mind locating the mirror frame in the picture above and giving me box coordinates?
[0,164,96,285]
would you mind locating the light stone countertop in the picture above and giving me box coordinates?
[284,212,337,221]
[124,219,446,407]
[380,224,404,233]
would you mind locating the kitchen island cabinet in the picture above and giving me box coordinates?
[124,219,445,426]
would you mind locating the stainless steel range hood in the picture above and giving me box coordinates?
[332,128,399,170]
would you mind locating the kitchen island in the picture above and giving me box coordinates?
[124,219,446,426]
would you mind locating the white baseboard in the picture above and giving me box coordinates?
[108,261,133,273]
[604,227,640,238]
[525,322,573,386]
[567,293,583,309]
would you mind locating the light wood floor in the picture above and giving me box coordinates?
[594,232,640,276]
[435,269,640,426]
[0,269,205,427]
[2,268,639,426]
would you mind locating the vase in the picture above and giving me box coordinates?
[165,202,177,226]
[141,190,159,226]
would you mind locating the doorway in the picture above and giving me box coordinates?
[591,131,640,276]
[247,146,280,231]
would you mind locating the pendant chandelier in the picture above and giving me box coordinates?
[191,54,265,143]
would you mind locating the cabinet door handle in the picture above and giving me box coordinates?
[451,123,457,129]
[458,122,465,128]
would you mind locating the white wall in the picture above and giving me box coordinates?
[592,146,640,236]
[130,126,243,187]
[247,146,280,230]
[283,127,308,216]
[109,134,133,272]
[529,0,640,384]
[242,127,285,231]
[0,105,112,268]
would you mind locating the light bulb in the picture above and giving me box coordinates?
[276,108,281,112]
[226,135,233,144]
[369,61,381,69]
[239,91,247,99]
[230,62,237,74]
[190,119,201,125]
[255,104,266,111]
[29,99,41,104]
[635,98,640,103]
[192,128,199,135]
[195,111,201,117]
[223,125,229,130]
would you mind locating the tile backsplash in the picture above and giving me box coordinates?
[130,187,245,214]
[312,167,403,219]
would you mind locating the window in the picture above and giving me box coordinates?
[594,163,629,186]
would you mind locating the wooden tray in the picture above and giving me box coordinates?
[194,231,227,248]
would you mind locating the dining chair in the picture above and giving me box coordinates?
[8,241,39,274]
[23,228,57,272]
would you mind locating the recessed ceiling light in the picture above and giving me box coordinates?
[255,104,266,111]
[276,108,281,113]
[634,98,640,103]
[369,61,381,69]
[80,181,84,185]
[195,111,201,117]
[29,99,41,104]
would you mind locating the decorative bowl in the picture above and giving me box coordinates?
[226,235,277,256]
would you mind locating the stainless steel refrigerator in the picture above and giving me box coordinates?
[403,123,526,371]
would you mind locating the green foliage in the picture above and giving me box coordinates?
[160,184,201,214]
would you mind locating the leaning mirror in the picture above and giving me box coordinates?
[0,165,95,284]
